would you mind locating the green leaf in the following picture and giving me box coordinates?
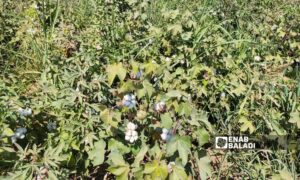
[191,110,213,132]
[196,156,212,179]
[196,128,210,146]
[288,111,300,129]
[144,160,168,179]
[88,139,106,166]
[166,90,182,99]
[143,80,155,97]
[178,102,192,116]
[2,128,14,137]
[109,151,126,166]
[119,81,135,93]
[108,165,130,180]
[169,164,188,180]
[108,139,130,155]
[161,113,173,129]
[166,136,191,166]
[133,145,148,168]
[107,63,127,86]
[231,82,247,96]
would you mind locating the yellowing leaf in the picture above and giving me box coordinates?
[107,63,127,86]
[239,116,255,134]
[168,24,183,36]
[288,111,300,129]
[144,160,168,179]
[100,109,118,127]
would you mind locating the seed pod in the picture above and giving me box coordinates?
[137,110,147,120]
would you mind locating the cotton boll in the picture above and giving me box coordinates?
[155,101,167,113]
[18,108,32,117]
[123,100,131,107]
[136,71,142,79]
[131,130,137,137]
[129,137,135,143]
[127,122,136,131]
[254,56,261,61]
[16,127,27,135]
[15,132,22,138]
[123,94,131,101]
[11,136,17,143]
[161,133,168,140]
[161,128,172,141]
[162,128,169,134]
[125,135,130,141]
[25,108,32,116]
[125,130,132,137]
[19,134,25,139]
[131,94,135,100]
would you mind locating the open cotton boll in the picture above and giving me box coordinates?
[155,101,167,113]
[162,128,169,134]
[161,128,172,141]
[254,56,261,61]
[136,71,142,79]
[18,108,32,117]
[123,101,131,107]
[131,130,137,137]
[125,130,132,137]
[19,134,25,139]
[47,121,57,131]
[25,108,32,116]
[123,94,131,101]
[125,134,131,141]
[129,137,135,143]
[161,133,168,140]
[122,94,136,109]
[131,94,135,100]
[11,136,17,143]
[125,129,138,143]
[127,122,136,131]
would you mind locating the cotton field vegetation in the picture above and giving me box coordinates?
[0,0,299,179]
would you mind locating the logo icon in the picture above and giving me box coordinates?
[215,136,228,149]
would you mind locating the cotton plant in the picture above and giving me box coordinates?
[161,128,172,141]
[11,127,27,143]
[125,122,138,143]
[122,94,137,109]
